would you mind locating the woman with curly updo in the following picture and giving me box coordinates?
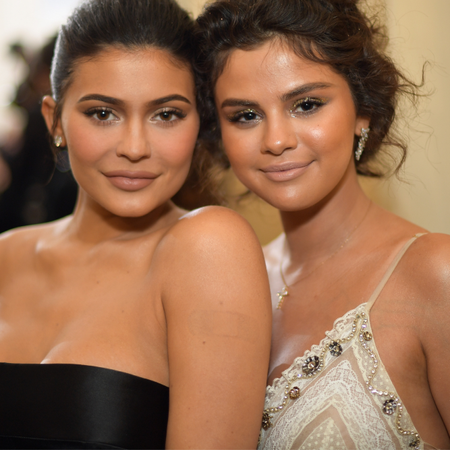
[0,0,272,448]
[196,0,450,448]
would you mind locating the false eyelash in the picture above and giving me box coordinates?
[290,97,326,114]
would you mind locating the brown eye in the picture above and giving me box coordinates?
[96,110,111,120]
[291,97,326,115]
[301,100,315,111]
[241,111,258,121]
[153,109,185,123]
[228,109,262,123]
[160,111,175,121]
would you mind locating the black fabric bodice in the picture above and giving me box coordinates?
[0,363,169,449]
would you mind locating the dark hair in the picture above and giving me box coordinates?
[195,0,421,177]
[49,0,222,205]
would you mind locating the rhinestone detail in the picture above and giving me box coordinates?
[363,331,373,341]
[261,308,422,448]
[302,356,320,375]
[262,412,272,430]
[382,399,397,415]
[357,312,420,447]
[329,341,343,356]
[288,387,300,399]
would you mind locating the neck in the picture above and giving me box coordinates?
[65,193,181,245]
[280,169,371,269]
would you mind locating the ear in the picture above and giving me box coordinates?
[41,96,66,147]
[355,116,370,136]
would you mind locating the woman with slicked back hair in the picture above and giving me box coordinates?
[196,0,450,448]
[0,0,272,448]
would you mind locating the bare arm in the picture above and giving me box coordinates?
[418,235,450,436]
[161,207,272,449]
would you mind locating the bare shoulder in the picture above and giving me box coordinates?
[402,232,450,282]
[0,223,48,260]
[163,205,263,255]
[0,220,68,270]
[155,205,270,309]
[395,232,450,313]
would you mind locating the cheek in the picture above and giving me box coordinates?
[156,123,199,169]
[62,114,112,166]
[307,116,355,161]
[221,125,258,170]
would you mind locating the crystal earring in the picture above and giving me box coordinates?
[355,127,370,161]
[54,135,63,148]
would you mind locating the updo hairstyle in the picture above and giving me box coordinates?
[195,0,421,177]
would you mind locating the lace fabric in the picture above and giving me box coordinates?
[259,303,435,450]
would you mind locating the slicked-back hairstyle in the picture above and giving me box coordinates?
[195,0,421,177]
[48,0,222,204]
[51,0,195,125]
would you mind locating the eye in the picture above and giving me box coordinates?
[227,109,262,124]
[84,107,118,123]
[152,108,186,124]
[291,97,326,115]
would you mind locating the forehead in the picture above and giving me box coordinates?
[216,39,349,99]
[66,46,195,100]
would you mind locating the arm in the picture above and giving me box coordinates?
[418,235,450,435]
[161,207,272,449]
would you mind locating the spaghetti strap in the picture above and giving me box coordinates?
[366,233,428,311]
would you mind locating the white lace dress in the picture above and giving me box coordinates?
[259,235,436,450]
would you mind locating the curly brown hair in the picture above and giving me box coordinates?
[195,0,422,177]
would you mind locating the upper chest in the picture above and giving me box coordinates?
[0,239,167,370]
[266,259,426,387]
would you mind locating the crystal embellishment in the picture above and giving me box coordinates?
[288,386,300,399]
[382,398,397,415]
[262,412,272,430]
[363,331,373,341]
[329,341,343,356]
[302,356,320,375]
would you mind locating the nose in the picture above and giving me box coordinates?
[262,116,298,155]
[116,120,151,161]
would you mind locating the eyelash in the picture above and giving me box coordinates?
[226,97,327,125]
[290,97,326,115]
[227,109,262,124]
[84,107,117,124]
[151,108,187,124]
[83,107,187,126]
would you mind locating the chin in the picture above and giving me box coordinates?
[104,202,161,219]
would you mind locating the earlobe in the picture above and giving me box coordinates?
[41,96,65,146]
[355,116,370,136]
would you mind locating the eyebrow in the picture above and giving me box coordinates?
[77,93,192,106]
[280,83,332,102]
[220,82,333,109]
[220,99,260,109]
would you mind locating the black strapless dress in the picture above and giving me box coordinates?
[0,363,169,449]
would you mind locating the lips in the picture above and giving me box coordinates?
[260,161,313,181]
[103,170,159,191]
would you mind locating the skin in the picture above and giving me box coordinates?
[215,38,450,448]
[0,47,272,449]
